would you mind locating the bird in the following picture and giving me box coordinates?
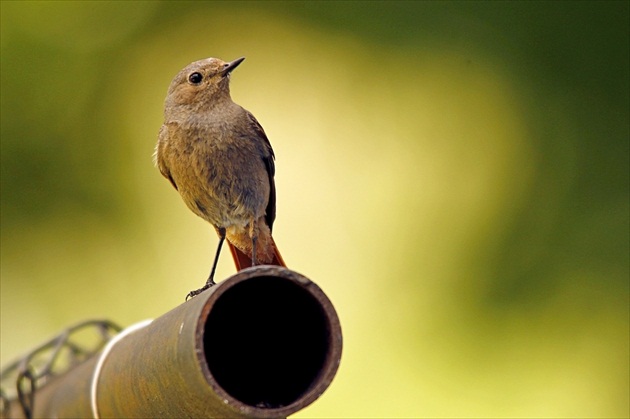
[154,57,284,299]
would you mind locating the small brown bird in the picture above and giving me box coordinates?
[155,57,284,299]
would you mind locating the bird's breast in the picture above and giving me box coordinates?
[164,123,269,228]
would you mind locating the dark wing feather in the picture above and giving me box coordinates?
[263,156,276,232]
[166,173,178,191]
[246,112,276,232]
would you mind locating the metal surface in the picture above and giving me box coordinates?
[2,266,342,418]
[0,320,122,419]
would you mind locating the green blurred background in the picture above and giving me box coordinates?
[1,1,628,417]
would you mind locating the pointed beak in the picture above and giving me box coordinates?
[221,57,245,76]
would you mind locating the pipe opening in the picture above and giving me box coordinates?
[204,276,330,408]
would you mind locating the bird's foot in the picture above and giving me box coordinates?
[185,279,216,301]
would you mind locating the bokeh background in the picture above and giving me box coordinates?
[1,1,628,417]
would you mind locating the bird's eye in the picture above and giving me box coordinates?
[188,72,203,84]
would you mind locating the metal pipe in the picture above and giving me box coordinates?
[4,266,342,418]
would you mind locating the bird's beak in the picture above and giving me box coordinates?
[221,57,245,76]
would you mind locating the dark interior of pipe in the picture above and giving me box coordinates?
[203,276,330,408]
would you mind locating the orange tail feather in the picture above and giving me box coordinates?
[227,236,286,271]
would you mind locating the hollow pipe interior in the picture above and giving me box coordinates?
[203,275,331,409]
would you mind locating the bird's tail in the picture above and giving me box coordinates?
[227,235,286,270]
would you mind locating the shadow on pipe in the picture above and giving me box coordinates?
[2,266,342,419]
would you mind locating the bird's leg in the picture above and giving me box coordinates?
[251,236,258,266]
[206,227,226,285]
[249,218,257,266]
[186,227,226,300]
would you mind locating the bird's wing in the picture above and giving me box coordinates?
[246,111,276,232]
[155,123,179,191]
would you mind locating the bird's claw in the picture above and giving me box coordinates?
[185,280,216,301]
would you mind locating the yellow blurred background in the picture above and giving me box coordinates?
[1,1,628,417]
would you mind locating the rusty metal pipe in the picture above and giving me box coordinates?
[6,266,342,418]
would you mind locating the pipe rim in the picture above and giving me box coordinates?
[195,266,342,417]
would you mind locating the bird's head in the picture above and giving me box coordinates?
[165,57,245,110]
